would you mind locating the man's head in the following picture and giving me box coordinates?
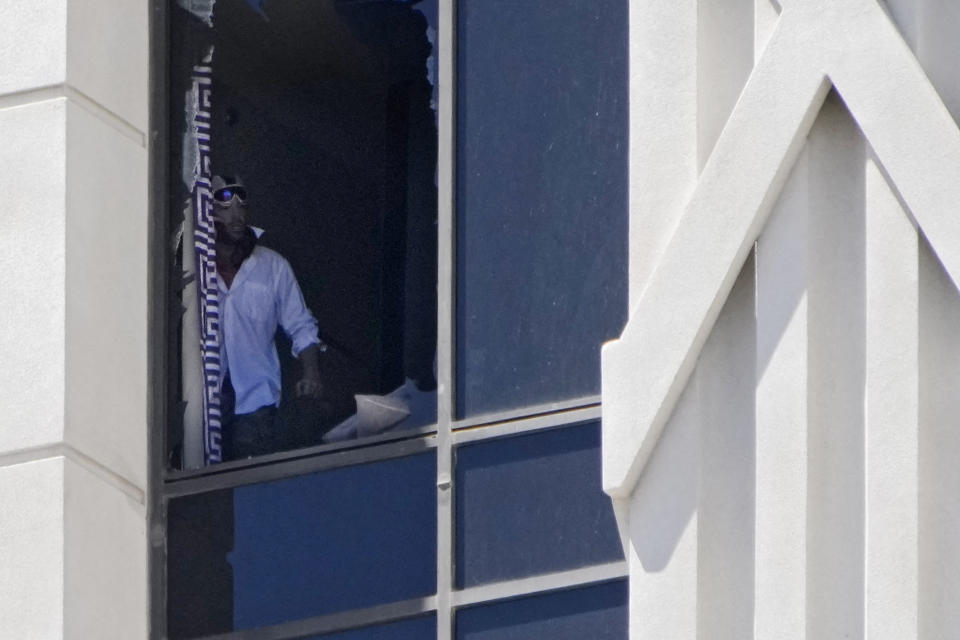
[211,175,249,242]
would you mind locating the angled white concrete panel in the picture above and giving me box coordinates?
[610,0,960,637]
[603,2,831,496]
[826,0,960,297]
[604,0,960,497]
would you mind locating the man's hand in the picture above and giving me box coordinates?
[295,343,324,399]
[295,376,324,399]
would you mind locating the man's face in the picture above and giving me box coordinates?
[212,187,249,242]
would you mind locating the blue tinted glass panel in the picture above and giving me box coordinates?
[455,422,623,587]
[456,580,628,640]
[455,0,629,417]
[305,615,436,640]
[167,452,436,638]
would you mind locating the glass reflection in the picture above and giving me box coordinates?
[455,422,624,588]
[166,452,437,637]
[455,0,629,418]
[455,580,628,640]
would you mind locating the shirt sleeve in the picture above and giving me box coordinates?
[273,256,321,358]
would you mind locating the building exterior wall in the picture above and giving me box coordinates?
[6,0,957,638]
[604,0,960,637]
[0,1,149,638]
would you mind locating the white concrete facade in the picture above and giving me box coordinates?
[604,0,960,637]
[0,1,149,638]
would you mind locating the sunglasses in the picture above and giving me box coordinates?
[212,186,248,204]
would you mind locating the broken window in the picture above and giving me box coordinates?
[158,0,629,638]
[168,0,439,469]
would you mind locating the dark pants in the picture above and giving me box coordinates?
[221,375,280,461]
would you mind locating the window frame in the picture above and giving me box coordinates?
[147,1,626,639]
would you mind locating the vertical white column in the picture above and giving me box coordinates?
[62,0,149,632]
[918,238,960,639]
[628,377,701,640]
[0,3,69,637]
[696,254,756,640]
[624,3,699,631]
[754,141,809,640]
[0,0,149,638]
[754,0,780,58]
[697,0,754,169]
[863,156,919,639]
[894,4,960,630]
[628,0,698,307]
[805,97,865,640]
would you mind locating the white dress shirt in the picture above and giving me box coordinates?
[217,243,319,414]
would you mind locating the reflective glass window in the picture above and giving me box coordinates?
[167,452,436,637]
[455,0,629,418]
[455,580,628,640]
[455,422,623,588]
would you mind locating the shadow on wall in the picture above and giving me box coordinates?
[628,254,756,577]
[626,251,756,639]
[628,377,702,574]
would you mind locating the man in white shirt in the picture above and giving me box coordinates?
[211,175,323,460]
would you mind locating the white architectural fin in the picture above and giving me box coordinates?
[603,0,960,498]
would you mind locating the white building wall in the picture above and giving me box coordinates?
[605,0,960,638]
[0,2,149,638]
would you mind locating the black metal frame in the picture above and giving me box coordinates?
[148,0,171,637]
